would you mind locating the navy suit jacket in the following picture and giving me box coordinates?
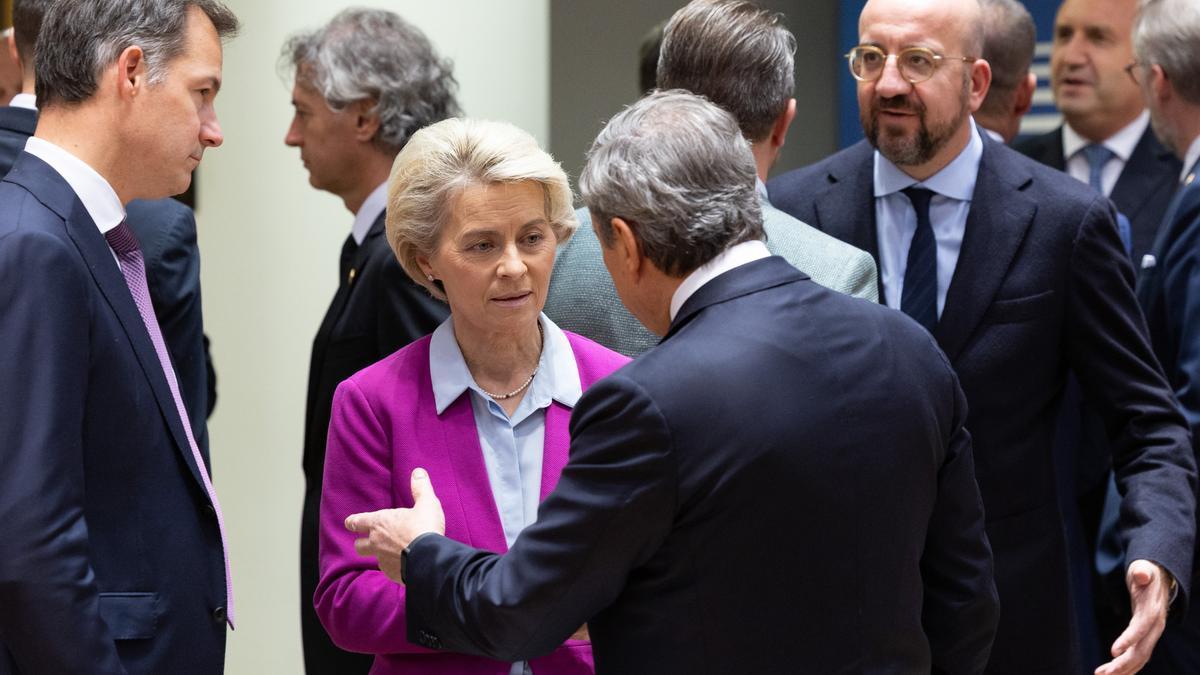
[0,105,214,452]
[768,137,1197,673]
[300,212,447,673]
[0,154,228,673]
[1015,125,1181,266]
[405,257,1000,674]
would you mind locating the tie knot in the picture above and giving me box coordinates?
[1081,144,1116,171]
[104,220,139,255]
[902,186,935,214]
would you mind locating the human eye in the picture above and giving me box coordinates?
[904,50,933,70]
[467,239,495,253]
[858,48,883,67]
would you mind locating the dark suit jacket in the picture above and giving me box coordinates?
[768,138,1198,673]
[0,153,228,673]
[404,257,1000,674]
[300,213,447,673]
[1015,125,1181,266]
[0,105,215,451]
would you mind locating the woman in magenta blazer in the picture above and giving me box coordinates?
[315,118,629,675]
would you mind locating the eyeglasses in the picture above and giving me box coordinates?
[1124,61,1144,85]
[846,45,975,84]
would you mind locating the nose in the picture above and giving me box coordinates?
[284,116,301,147]
[1056,32,1088,67]
[496,242,528,278]
[873,54,912,98]
[200,109,223,148]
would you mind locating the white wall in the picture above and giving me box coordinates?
[195,2,549,672]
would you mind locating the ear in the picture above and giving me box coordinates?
[114,45,148,101]
[1149,64,1172,107]
[5,31,17,67]
[968,58,993,113]
[1013,71,1037,117]
[768,98,797,152]
[609,217,644,279]
[352,98,382,144]
[415,253,437,281]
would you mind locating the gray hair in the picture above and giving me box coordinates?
[281,8,460,155]
[658,0,795,143]
[35,0,238,108]
[386,118,577,301]
[978,0,1035,116]
[1134,0,1200,105]
[580,89,763,278]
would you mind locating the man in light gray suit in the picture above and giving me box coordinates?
[544,0,877,356]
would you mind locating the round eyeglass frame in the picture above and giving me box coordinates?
[846,45,976,84]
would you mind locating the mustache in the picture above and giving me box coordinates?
[874,95,926,115]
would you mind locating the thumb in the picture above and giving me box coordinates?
[411,467,437,503]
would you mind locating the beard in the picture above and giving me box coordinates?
[862,79,971,167]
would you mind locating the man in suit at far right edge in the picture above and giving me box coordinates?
[767,0,1197,672]
[1130,1,1200,671]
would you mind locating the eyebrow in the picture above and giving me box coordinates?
[458,218,549,237]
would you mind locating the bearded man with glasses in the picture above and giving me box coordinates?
[768,0,1197,673]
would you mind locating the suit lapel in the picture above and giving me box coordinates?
[437,396,510,553]
[1111,129,1179,230]
[935,143,1037,362]
[813,142,883,301]
[64,197,207,489]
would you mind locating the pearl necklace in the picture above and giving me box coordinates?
[477,322,543,400]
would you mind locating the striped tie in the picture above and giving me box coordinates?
[104,220,235,627]
[901,187,938,332]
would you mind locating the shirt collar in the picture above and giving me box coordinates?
[874,117,983,202]
[755,177,768,200]
[429,314,582,415]
[23,136,125,234]
[670,239,771,321]
[982,126,1005,144]
[1181,134,1200,184]
[352,182,388,245]
[9,93,36,111]
[1062,110,1149,163]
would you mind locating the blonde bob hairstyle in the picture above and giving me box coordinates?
[386,117,578,301]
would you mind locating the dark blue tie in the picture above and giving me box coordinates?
[901,187,938,332]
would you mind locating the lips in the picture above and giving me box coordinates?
[491,291,532,306]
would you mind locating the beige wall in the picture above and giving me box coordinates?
[195,2,548,672]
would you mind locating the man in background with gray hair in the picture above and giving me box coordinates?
[279,9,452,672]
[974,0,1037,143]
[341,89,999,674]
[1130,0,1200,670]
[0,0,239,671]
[545,0,877,357]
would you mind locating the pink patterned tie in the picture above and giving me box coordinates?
[104,220,235,627]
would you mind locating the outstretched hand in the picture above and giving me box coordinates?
[1095,559,1173,675]
[344,468,446,585]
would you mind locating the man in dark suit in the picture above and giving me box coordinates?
[0,1,239,672]
[1130,2,1200,670]
[279,9,452,672]
[0,0,216,452]
[342,90,1000,674]
[767,0,1196,673]
[1015,0,1179,266]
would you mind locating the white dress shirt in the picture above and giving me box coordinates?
[352,182,388,245]
[23,136,125,267]
[669,240,772,321]
[9,92,36,111]
[874,118,983,317]
[1062,111,1150,197]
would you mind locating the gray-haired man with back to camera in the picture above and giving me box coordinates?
[544,0,878,357]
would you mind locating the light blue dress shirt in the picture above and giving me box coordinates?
[874,119,984,317]
[429,314,581,675]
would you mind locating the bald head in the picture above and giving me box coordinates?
[860,0,985,58]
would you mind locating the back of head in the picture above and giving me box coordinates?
[637,20,666,94]
[978,0,1035,116]
[658,0,795,142]
[282,8,460,156]
[35,0,238,108]
[12,0,54,69]
[1134,0,1200,106]
[580,89,763,277]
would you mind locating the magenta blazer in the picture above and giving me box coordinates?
[315,330,629,675]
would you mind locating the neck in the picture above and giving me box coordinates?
[1065,107,1142,143]
[340,152,393,215]
[751,140,774,182]
[35,106,131,203]
[1171,109,1200,164]
[455,317,543,392]
[21,72,34,96]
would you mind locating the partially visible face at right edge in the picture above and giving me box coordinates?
[135,5,225,199]
[856,0,980,170]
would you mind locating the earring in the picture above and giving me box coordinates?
[426,274,435,281]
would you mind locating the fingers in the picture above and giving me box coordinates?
[410,467,437,504]
[344,510,378,533]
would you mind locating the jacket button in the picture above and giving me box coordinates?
[213,606,227,623]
